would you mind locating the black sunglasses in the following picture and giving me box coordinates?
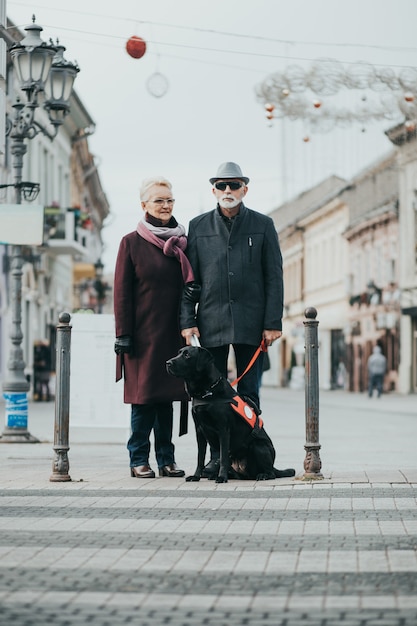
[214,181,244,191]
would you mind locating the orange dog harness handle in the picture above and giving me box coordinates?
[230,338,268,387]
[230,395,263,429]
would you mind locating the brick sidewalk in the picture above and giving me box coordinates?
[0,480,417,625]
[0,388,416,624]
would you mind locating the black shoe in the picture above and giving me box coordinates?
[201,458,220,478]
[158,463,185,477]
[130,465,155,478]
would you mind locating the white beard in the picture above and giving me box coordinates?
[218,196,241,210]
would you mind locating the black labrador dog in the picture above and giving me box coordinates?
[166,345,295,483]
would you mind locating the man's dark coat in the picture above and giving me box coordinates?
[180,204,283,347]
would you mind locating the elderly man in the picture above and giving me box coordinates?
[181,162,284,473]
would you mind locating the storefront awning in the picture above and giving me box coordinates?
[73,262,95,281]
[401,306,417,317]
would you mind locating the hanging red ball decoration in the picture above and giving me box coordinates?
[265,102,275,113]
[126,36,147,59]
[404,92,414,103]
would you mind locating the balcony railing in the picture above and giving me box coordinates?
[44,207,91,258]
[349,286,401,308]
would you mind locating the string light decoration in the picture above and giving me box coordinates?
[146,71,169,98]
[255,58,417,133]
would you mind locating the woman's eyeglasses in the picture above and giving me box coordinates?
[214,181,244,191]
[148,198,175,206]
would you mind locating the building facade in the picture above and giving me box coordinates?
[267,150,409,394]
[0,18,109,398]
[267,176,348,390]
[386,122,417,393]
[341,153,400,393]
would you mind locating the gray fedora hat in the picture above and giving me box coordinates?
[209,162,249,185]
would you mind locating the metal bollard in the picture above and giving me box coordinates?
[302,307,323,480]
[50,312,72,482]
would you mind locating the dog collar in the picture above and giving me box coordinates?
[200,377,223,399]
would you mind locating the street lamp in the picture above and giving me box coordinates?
[94,258,104,279]
[367,279,382,306]
[0,16,79,443]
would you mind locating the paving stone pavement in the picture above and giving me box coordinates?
[0,388,416,625]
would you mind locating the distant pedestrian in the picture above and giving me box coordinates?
[33,340,52,402]
[367,345,387,398]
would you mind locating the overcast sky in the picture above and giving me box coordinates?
[7,0,417,272]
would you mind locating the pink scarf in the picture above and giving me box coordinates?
[137,219,194,284]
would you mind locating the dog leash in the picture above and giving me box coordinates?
[230,338,269,387]
[179,334,201,437]
[189,334,268,387]
[190,334,201,347]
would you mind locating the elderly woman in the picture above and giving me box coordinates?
[114,176,193,478]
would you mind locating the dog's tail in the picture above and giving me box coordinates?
[274,467,296,478]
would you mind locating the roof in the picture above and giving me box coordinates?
[269,175,348,229]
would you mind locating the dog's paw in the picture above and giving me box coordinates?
[215,475,228,483]
[274,468,296,478]
[185,475,201,482]
[256,472,275,481]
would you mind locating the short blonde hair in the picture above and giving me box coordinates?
[140,177,172,202]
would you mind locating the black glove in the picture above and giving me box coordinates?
[183,282,201,303]
[114,335,132,355]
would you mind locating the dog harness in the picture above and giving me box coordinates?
[230,395,263,429]
[192,392,263,430]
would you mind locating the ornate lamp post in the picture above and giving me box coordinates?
[302,307,323,480]
[0,17,79,443]
[366,279,382,305]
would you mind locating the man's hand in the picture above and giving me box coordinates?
[263,330,282,347]
[181,327,200,346]
[114,335,132,355]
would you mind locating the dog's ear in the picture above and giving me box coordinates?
[196,347,214,372]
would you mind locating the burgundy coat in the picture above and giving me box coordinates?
[114,231,188,404]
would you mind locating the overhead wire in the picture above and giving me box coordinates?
[6,21,417,72]
[8,0,417,54]
[7,1,417,72]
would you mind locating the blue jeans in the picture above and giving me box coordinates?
[205,344,264,461]
[128,403,175,468]
[368,374,384,398]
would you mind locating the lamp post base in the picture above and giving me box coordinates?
[50,448,71,482]
[1,391,39,443]
[0,427,40,443]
